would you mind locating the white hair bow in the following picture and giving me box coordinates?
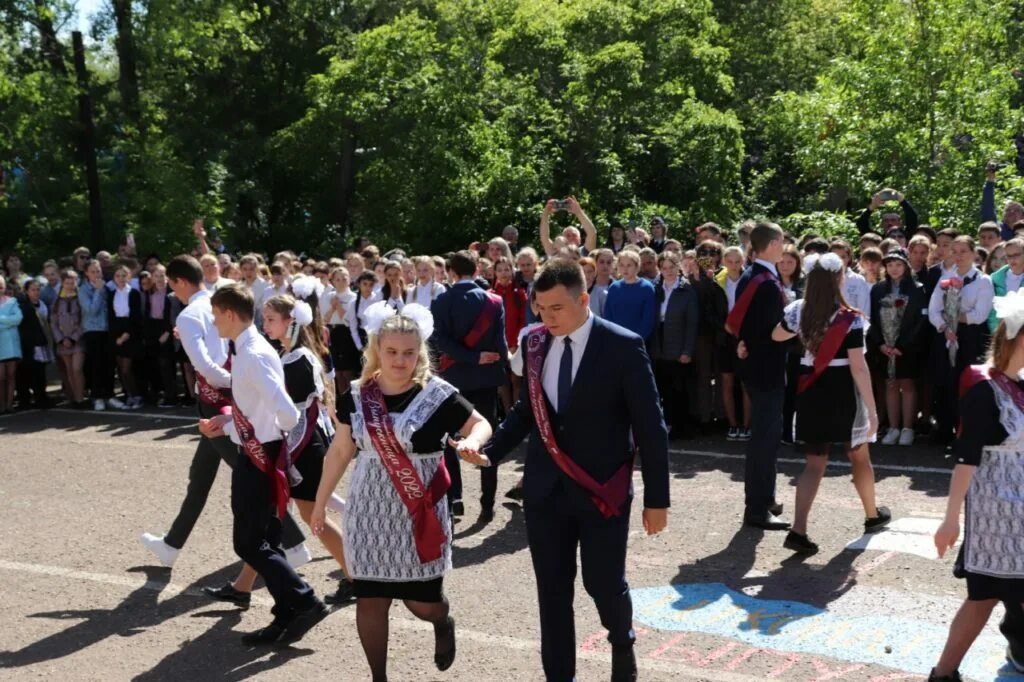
[288,299,314,347]
[290,275,324,301]
[803,252,844,274]
[994,289,1024,340]
[361,301,435,340]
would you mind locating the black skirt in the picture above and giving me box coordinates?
[330,324,362,372]
[795,364,856,451]
[290,428,327,501]
[353,576,444,602]
[719,335,738,374]
[109,318,141,358]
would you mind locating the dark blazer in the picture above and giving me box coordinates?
[650,278,699,360]
[142,289,173,328]
[693,271,727,344]
[17,296,49,353]
[430,279,508,391]
[735,262,786,390]
[484,316,670,511]
[107,287,143,336]
[867,277,927,353]
[922,263,949,301]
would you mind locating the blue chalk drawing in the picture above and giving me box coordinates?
[632,583,1023,681]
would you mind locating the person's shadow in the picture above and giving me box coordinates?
[452,502,529,568]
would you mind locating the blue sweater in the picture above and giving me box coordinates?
[604,278,656,341]
[79,281,108,333]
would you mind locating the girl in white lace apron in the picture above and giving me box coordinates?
[311,302,493,682]
[200,293,355,609]
[771,253,890,555]
[930,290,1024,682]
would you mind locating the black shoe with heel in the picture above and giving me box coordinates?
[434,616,456,671]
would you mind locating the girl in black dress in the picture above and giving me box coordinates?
[930,295,1024,682]
[772,253,890,555]
[778,244,805,444]
[107,264,142,409]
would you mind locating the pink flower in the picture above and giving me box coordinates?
[940,278,964,290]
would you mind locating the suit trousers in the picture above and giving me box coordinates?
[164,399,306,550]
[525,491,634,682]
[1002,601,1024,660]
[231,446,315,617]
[445,387,499,508]
[745,385,783,515]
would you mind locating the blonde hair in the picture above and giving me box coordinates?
[360,314,433,388]
[988,320,1023,373]
[616,250,641,267]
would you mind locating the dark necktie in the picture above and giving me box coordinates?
[558,337,573,414]
[228,340,236,356]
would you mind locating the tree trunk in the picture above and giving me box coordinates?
[112,0,141,125]
[72,31,104,250]
[33,0,67,75]
[335,120,358,241]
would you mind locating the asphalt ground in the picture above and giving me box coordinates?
[0,406,1021,682]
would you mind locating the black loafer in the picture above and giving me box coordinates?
[201,582,251,609]
[783,531,819,555]
[434,616,456,671]
[478,506,495,524]
[928,668,962,682]
[611,646,638,682]
[277,599,332,647]
[241,622,285,646]
[743,511,791,531]
[864,506,892,533]
[324,579,356,606]
[451,500,465,517]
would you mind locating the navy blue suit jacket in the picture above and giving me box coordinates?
[735,262,786,390]
[430,280,509,391]
[484,316,670,512]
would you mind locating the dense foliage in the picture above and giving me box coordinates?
[2,0,1022,266]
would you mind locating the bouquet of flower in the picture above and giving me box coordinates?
[879,293,908,379]
[940,278,964,367]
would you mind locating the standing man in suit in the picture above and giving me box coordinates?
[430,250,508,521]
[730,222,790,530]
[457,258,669,682]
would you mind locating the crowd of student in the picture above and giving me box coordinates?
[1,179,1017,456]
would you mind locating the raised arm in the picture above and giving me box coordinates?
[539,200,557,257]
[568,196,597,253]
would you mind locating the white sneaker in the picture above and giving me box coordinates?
[327,493,346,514]
[881,427,900,445]
[285,543,313,569]
[140,532,179,568]
[899,428,915,446]
[93,399,106,411]
[128,396,143,410]
[108,397,127,410]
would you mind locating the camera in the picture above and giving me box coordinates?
[553,199,571,211]
[987,160,1008,172]
[878,189,900,202]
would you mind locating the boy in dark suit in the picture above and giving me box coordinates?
[430,250,508,520]
[460,258,669,682]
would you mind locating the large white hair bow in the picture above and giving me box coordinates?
[803,252,844,274]
[361,301,435,340]
[291,275,324,301]
[994,289,1024,340]
[288,299,314,347]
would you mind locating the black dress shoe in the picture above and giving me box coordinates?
[241,622,286,646]
[743,511,791,531]
[277,599,332,646]
[324,579,356,605]
[928,668,962,681]
[478,506,495,524]
[864,506,892,533]
[611,646,638,682]
[783,530,819,555]
[201,582,251,609]
[451,500,465,517]
[434,616,456,671]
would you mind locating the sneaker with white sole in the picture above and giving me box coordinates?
[93,399,106,411]
[898,428,915,446]
[881,427,900,445]
[108,397,127,410]
[128,396,144,410]
[140,532,179,567]
[285,543,313,570]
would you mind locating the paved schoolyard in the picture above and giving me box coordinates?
[0,407,1019,681]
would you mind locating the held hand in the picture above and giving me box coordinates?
[678,354,692,364]
[172,326,181,340]
[566,195,581,215]
[642,508,668,535]
[880,344,891,356]
[736,341,748,360]
[958,313,968,324]
[894,190,905,203]
[891,348,902,357]
[63,338,73,349]
[944,328,958,344]
[198,414,230,439]
[870,192,883,210]
[448,436,492,467]
[934,518,961,558]
[159,332,170,344]
[479,351,501,365]
[543,199,557,216]
[310,504,327,538]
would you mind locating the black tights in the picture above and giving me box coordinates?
[356,596,451,682]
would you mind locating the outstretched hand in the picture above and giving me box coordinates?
[643,508,668,535]
[448,436,491,467]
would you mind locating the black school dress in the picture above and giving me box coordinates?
[782,300,870,453]
[282,348,334,502]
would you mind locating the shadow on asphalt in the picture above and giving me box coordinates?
[0,409,199,441]
[452,502,529,569]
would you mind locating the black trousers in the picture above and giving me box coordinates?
[164,400,306,550]
[525,492,634,682]
[782,353,801,442]
[445,386,499,509]
[1003,601,1024,660]
[745,385,783,516]
[654,358,690,433]
[83,331,114,400]
[231,444,315,617]
[141,319,177,400]
[15,357,47,406]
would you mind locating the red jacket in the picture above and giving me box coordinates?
[493,280,528,350]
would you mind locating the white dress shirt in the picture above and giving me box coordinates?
[660,280,677,321]
[928,266,995,330]
[541,313,595,412]
[344,291,382,350]
[407,281,445,308]
[222,325,300,445]
[1008,270,1024,294]
[321,287,356,326]
[844,269,872,316]
[725,276,740,312]
[754,259,779,277]
[177,289,230,388]
[112,284,131,317]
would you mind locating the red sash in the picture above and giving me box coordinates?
[230,399,291,518]
[797,309,858,395]
[285,400,321,458]
[196,371,232,411]
[525,328,631,518]
[360,378,450,563]
[438,292,503,373]
[725,272,781,336]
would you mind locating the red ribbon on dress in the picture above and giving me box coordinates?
[438,292,503,373]
[525,328,631,518]
[725,272,783,337]
[797,309,858,395]
[360,378,450,564]
[230,398,291,518]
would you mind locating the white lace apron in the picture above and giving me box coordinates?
[344,377,457,582]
